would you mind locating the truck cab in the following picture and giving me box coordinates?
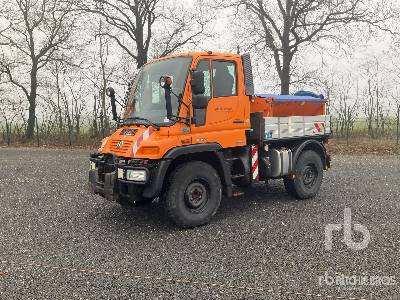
[89,51,331,228]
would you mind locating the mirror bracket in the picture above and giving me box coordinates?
[106,87,120,122]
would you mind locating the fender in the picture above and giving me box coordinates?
[291,139,330,169]
[164,143,222,159]
[142,159,171,198]
[143,143,233,198]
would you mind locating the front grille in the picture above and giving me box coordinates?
[120,128,137,136]
[110,140,133,156]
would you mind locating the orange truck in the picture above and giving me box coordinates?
[89,51,331,228]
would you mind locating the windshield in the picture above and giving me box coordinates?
[123,56,192,124]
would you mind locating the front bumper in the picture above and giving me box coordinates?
[88,153,170,201]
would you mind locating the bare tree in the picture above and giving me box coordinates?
[81,20,117,138]
[396,101,400,146]
[0,97,24,146]
[69,82,85,137]
[336,91,358,144]
[50,62,66,136]
[98,27,111,137]
[80,0,209,69]
[390,90,400,145]
[232,0,395,94]
[0,0,76,139]
[364,67,387,139]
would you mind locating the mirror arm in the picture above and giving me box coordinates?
[106,87,120,122]
[164,86,173,118]
[178,93,190,110]
[114,98,125,109]
[110,96,120,122]
[175,93,191,126]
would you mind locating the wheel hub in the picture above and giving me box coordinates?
[302,164,317,187]
[185,181,208,209]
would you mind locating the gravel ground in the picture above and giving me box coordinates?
[0,147,399,300]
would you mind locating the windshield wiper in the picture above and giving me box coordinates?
[124,117,160,130]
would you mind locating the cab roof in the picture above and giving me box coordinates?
[147,51,241,65]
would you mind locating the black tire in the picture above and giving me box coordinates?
[165,161,222,228]
[284,150,323,199]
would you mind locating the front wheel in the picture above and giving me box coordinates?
[284,150,323,199]
[165,161,222,228]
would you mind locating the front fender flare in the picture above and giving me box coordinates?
[164,143,222,159]
[143,143,233,198]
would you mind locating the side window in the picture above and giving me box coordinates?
[195,60,211,100]
[151,81,161,104]
[212,60,237,97]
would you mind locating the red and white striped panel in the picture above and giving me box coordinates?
[131,127,155,157]
[313,122,325,134]
[251,145,259,181]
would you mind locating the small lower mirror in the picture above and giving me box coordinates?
[192,95,208,109]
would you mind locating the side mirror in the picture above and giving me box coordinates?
[192,95,208,109]
[106,87,119,122]
[159,75,173,88]
[106,87,115,97]
[159,76,173,118]
[190,71,205,95]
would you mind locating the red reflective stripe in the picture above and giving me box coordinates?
[252,159,258,172]
[136,134,144,146]
[315,123,324,132]
[131,127,156,157]
[251,145,259,180]
[251,145,258,156]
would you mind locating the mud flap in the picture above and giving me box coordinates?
[89,169,119,202]
[103,172,119,201]
[88,169,99,194]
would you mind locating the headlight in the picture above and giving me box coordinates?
[126,169,147,182]
[90,162,96,170]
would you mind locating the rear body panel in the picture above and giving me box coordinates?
[251,94,327,117]
[264,115,331,140]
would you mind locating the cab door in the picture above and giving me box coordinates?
[189,56,248,147]
[206,60,239,125]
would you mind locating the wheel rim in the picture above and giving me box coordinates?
[184,180,209,212]
[302,164,317,188]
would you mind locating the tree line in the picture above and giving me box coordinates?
[0,0,399,146]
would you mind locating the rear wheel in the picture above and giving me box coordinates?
[284,150,323,199]
[165,161,222,228]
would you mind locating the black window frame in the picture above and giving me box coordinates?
[194,59,212,102]
[211,59,238,98]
